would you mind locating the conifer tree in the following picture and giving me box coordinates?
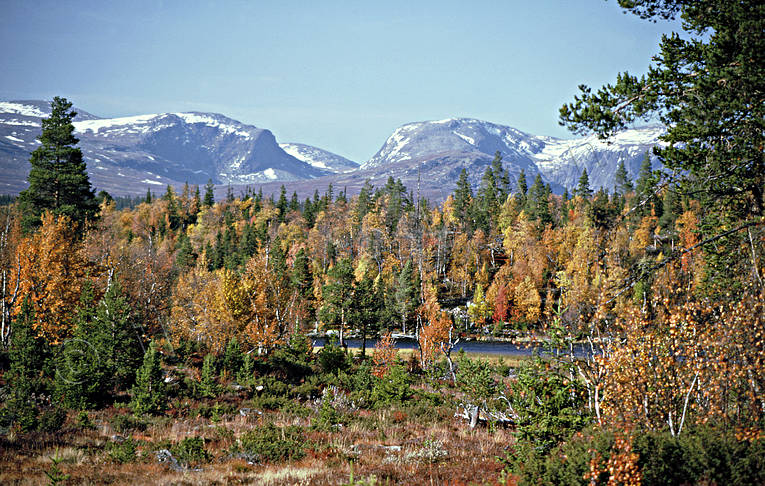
[7,298,51,429]
[614,160,633,196]
[199,353,219,398]
[203,179,215,207]
[93,282,143,392]
[515,169,528,208]
[319,257,355,347]
[130,341,166,415]
[453,169,473,229]
[17,97,98,232]
[352,273,382,355]
[575,168,592,199]
[394,260,419,335]
[54,285,104,409]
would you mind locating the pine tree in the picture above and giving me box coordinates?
[130,341,166,415]
[453,169,473,229]
[7,298,51,429]
[17,97,98,232]
[203,179,215,207]
[394,260,419,335]
[560,0,764,219]
[94,282,143,392]
[515,169,528,208]
[614,160,634,195]
[575,168,592,199]
[319,257,355,347]
[145,187,152,204]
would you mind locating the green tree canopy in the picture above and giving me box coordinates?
[18,97,98,231]
[559,0,764,219]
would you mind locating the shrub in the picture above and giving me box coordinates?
[509,358,588,454]
[172,436,210,467]
[110,414,147,434]
[318,340,350,376]
[76,410,94,429]
[371,364,412,406]
[107,437,137,464]
[509,426,765,486]
[313,399,345,431]
[235,423,306,463]
[38,407,66,432]
[199,353,219,398]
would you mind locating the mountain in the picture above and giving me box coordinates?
[363,118,663,195]
[1,100,663,200]
[0,100,348,195]
[279,143,359,173]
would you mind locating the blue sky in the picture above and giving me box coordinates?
[1,1,679,162]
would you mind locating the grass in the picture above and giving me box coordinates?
[0,381,513,485]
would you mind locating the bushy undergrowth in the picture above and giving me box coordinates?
[233,422,307,463]
[509,426,765,486]
[171,436,210,467]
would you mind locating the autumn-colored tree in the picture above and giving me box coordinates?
[10,212,91,343]
[372,332,397,378]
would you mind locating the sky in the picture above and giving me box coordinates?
[0,0,681,162]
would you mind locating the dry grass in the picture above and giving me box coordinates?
[0,394,514,486]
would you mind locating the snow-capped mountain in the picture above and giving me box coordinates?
[1,101,663,200]
[279,143,359,173]
[364,118,663,194]
[0,100,344,195]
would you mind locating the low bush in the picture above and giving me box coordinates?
[172,436,210,467]
[234,423,306,463]
[371,364,412,406]
[38,406,66,432]
[110,414,147,434]
[509,426,765,486]
[107,437,138,464]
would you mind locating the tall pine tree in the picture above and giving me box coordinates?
[18,97,98,232]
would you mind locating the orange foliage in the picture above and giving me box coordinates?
[10,212,91,343]
[372,332,397,378]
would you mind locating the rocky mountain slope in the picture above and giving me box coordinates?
[1,101,662,200]
[0,101,350,195]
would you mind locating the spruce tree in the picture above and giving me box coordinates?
[7,298,51,429]
[54,285,104,409]
[614,160,633,195]
[575,168,592,199]
[394,260,419,335]
[319,257,355,347]
[93,282,143,392]
[130,342,166,416]
[203,179,215,207]
[17,97,98,232]
[515,169,528,208]
[453,169,473,229]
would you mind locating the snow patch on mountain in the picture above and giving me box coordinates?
[279,142,359,173]
[0,102,48,118]
[74,114,160,134]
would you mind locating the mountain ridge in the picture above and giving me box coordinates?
[1,100,663,199]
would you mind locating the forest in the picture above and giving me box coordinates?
[1,1,763,484]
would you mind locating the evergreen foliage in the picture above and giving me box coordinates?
[130,342,166,415]
[17,97,98,232]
